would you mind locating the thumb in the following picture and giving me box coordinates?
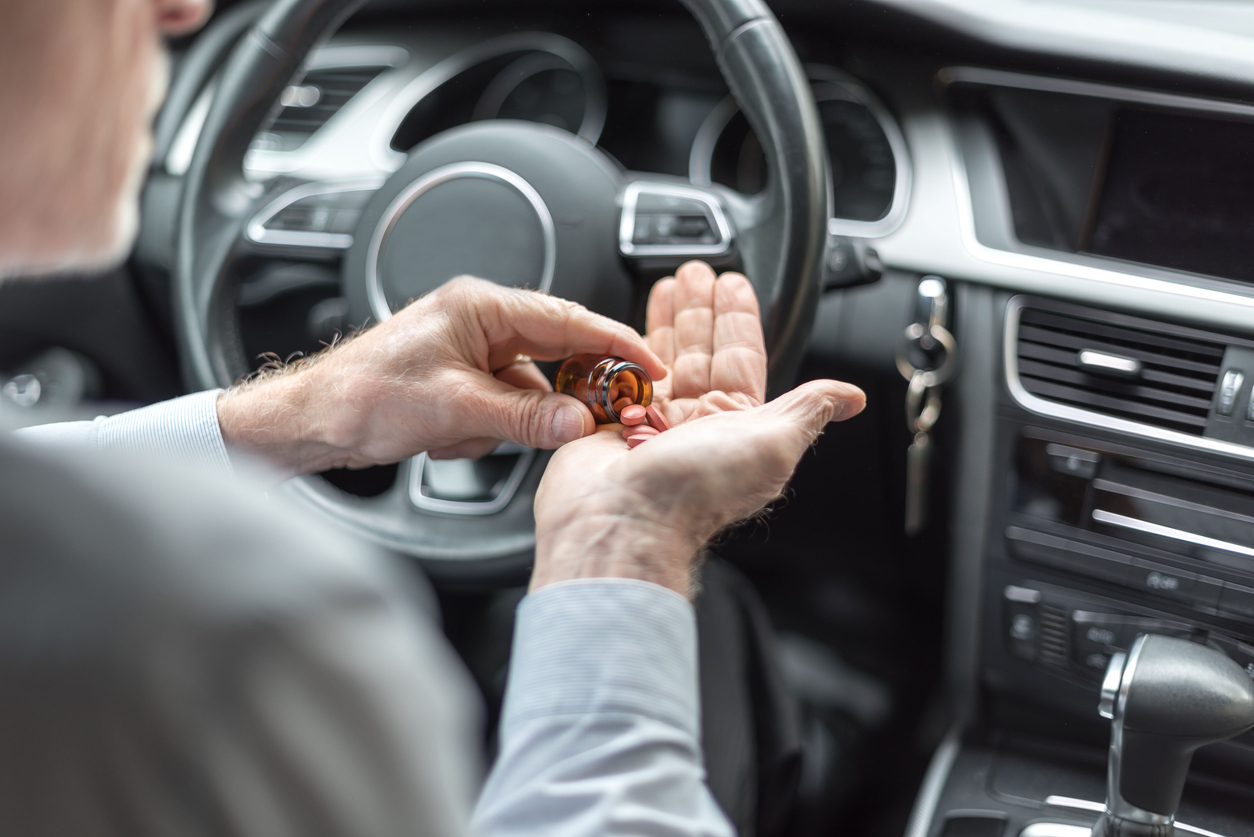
[763,379,866,438]
[467,383,596,449]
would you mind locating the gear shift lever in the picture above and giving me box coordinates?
[1093,634,1254,837]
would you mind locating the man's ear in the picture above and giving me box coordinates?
[155,0,212,38]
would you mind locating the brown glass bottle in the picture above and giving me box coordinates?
[555,354,654,424]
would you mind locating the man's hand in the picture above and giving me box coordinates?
[532,261,865,598]
[217,277,666,476]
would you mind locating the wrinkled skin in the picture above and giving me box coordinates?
[533,261,866,598]
[217,276,667,475]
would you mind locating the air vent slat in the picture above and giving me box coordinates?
[1014,301,1226,438]
[268,66,388,144]
[1017,360,1215,412]
[1019,325,1221,377]
[1020,309,1227,363]
[1021,377,1210,432]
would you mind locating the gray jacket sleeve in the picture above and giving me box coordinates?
[474,579,735,837]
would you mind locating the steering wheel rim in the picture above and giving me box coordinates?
[174,0,829,580]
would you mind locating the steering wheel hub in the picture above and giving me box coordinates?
[364,161,557,321]
[344,121,632,330]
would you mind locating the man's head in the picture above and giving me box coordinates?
[0,0,212,278]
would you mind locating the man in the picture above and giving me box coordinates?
[0,0,866,834]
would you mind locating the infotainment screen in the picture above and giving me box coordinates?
[1085,108,1254,285]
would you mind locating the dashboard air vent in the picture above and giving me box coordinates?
[261,66,388,150]
[1014,303,1225,436]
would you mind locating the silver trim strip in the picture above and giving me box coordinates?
[407,448,535,515]
[1044,796,1104,813]
[371,32,606,172]
[619,181,734,258]
[365,162,556,322]
[902,728,961,837]
[1019,825,1089,837]
[943,66,1254,122]
[1004,296,1254,464]
[1092,509,1254,559]
[246,177,386,250]
[1092,479,1254,528]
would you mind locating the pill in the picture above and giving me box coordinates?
[622,424,660,441]
[613,396,634,414]
[626,434,653,448]
[643,405,671,432]
[620,404,647,425]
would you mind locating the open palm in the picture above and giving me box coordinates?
[646,261,768,424]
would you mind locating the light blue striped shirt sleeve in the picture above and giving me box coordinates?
[474,578,735,837]
[12,390,232,477]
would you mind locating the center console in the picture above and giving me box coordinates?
[909,290,1254,837]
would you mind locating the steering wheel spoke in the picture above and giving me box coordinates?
[617,180,736,261]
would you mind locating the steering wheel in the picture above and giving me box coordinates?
[174,0,828,582]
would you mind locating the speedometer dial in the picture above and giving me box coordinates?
[815,86,897,222]
[690,68,910,235]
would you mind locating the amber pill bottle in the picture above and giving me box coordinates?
[555,354,654,423]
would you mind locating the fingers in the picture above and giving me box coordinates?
[447,278,666,380]
[645,277,677,366]
[710,271,767,405]
[669,261,717,398]
[494,360,552,391]
[761,379,867,438]
[461,382,596,449]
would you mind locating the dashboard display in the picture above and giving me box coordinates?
[1087,108,1254,285]
[473,53,588,135]
[692,74,904,225]
[815,90,897,222]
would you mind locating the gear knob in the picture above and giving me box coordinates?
[1096,634,1254,836]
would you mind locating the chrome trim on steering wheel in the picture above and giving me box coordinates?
[364,161,557,322]
[618,181,733,258]
[408,447,537,516]
[246,177,385,250]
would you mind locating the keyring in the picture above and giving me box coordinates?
[895,322,957,388]
[905,370,942,434]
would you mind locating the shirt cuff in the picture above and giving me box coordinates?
[501,579,700,738]
[14,390,232,477]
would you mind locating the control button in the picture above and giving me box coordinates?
[1082,651,1112,672]
[1129,559,1196,603]
[1220,582,1254,620]
[1045,443,1101,480]
[1010,614,1035,641]
[1217,369,1245,416]
[1073,611,1133,653]
[1072,611,1195,671]
[632,213,717,246]
[1004,586,1041,662]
